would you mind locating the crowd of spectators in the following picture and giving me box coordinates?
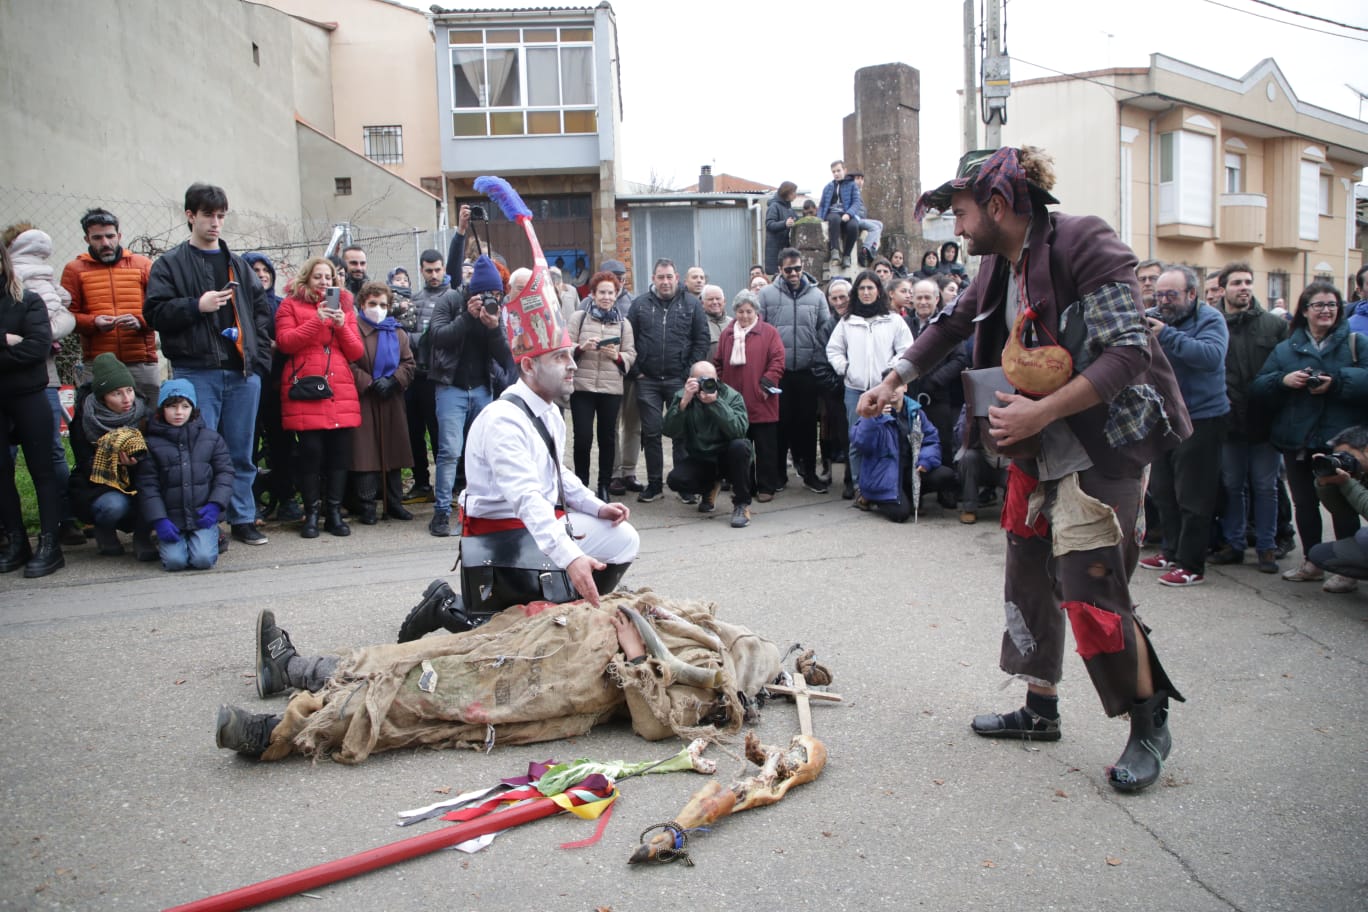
[2,176,1365,593]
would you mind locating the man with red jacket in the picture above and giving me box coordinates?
[61,209,159,404]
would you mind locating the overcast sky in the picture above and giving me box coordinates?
[415,0,1368,192]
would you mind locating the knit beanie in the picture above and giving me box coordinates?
[468,255,504,294]
[91,353,135,398]
[158,378,197,409]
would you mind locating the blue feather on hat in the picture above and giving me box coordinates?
[473,176,533,222]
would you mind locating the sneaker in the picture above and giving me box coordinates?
[403,483,435,505]
[677,491,699,505]
[428,510,451,537]
[755,492,774,503]
[803,475,830,495]
[1323,574,1359,594]
[608,477,627,496]
[1138,554,1175,571]
[1208,544,1244,565]
[1256,549,1279,574]
[730,504,751,528]
[1158,567,1204,587]
[960,511,977,524]
[699,483,720,514]
[277,500,304,522]
[232,523,269,546]
[255,609,296,698]
[1274,533,1296,559]
[637,484,663,503]
[1282,560,1323,582]
[215,705,280,758]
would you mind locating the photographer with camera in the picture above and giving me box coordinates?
[1307,427,1368,590]
[424,255,515,537]
[1252,282,1368,590]
[662,361,754,528]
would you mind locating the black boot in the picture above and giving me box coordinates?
[1108,692,1172,793]
[324,502,351,536]
[397,579,476,642]
[132,527,159,562]
[384,470,412,520]
[0,532,33,573]
[255,609,298,698]
[356,472,379,525]
[324,471,350,536]
[215,705,282,758]
[591,561,632,597]
[23,532,64,578]
[301,501,321,539]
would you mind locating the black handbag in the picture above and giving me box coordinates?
[288,346,334,401]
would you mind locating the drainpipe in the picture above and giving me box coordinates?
[1147,114,1157,260]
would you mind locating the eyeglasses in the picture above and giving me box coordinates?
[1154,290,1186,302]
[1306,301,1339,312]
[781,265,804,275]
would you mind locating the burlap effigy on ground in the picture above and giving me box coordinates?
[262,590,781,764]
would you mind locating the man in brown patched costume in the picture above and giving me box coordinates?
[215,590,781,763]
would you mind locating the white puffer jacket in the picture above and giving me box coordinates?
[826,311,913,392]
[9,228,75,387]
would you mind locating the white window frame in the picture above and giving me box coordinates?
[1224,152,1243,194]
[1299,160,1321,241]
[448,26,597,138]
[1158,130,1214,227]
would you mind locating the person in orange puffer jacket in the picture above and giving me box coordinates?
[60,209,159,404]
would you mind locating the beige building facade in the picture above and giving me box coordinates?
[1,0,437,270]
[260,0,444,193]
[1000,55,1368,306]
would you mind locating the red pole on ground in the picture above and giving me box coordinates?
[163,787,606,912]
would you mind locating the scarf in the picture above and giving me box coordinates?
[973,146,1034,217]
[730,320,754,366]
[587,301,622,323]
[359,311,401,379]
[82,392,148,441]
[89,427,148,494]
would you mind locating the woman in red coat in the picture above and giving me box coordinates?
[714,291,785,501]
[275,257,365,538]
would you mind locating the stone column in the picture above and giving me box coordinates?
[844,63,922,261]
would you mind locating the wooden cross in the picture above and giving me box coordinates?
[765,673,842,736]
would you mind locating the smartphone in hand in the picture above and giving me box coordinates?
[325,287,342,311]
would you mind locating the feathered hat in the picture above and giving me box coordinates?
[472,175,572,360]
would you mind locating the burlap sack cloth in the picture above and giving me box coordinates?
[263,590,781,763]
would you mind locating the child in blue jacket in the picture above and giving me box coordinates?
[133,380,235,571]
[850,379,957,523]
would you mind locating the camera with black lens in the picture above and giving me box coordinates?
[1311,450,1359,479]
[469,204,488,222]
[696,377,719,395]
[1305,370,1330,389]
[481,293,501,315]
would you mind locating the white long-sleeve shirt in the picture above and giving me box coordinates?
[459,380,605,569]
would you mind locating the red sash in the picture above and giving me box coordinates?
[460,507,566,537]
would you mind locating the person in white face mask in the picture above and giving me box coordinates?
[350,283,418,525]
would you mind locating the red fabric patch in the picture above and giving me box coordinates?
[1064,601,1125,660]
[521,600,559,617]
[1001,463,1050,539]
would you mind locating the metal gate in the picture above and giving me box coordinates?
[630,202,758,308]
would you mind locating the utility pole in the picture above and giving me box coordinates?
[982,0,1009,148]
[963,0,977,154]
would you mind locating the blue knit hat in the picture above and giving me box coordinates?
[468,255,503,294]
[158,378,198,408]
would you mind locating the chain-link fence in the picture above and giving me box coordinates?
[1,186,448,383]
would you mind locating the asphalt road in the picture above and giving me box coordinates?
[2,487,1365,911]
